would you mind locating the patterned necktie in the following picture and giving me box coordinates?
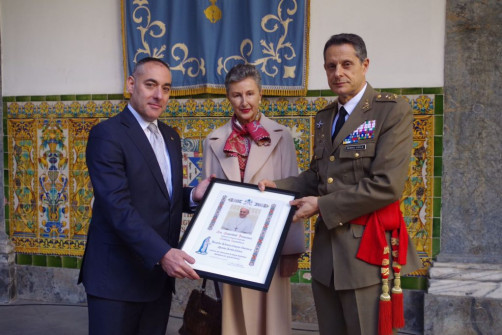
[332,106,348,141]
[148,123,171,196]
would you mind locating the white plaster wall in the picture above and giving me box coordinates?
[0,0,445,96]
[0,0,123,96]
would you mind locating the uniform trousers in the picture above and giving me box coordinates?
[312,276,381,335]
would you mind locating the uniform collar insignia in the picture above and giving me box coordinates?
[362,99,370,111]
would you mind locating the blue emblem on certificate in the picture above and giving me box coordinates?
[196,236,211,255]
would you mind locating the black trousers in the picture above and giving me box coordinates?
[87,287,172,335]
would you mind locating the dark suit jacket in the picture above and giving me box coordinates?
[79,107,193,302]
[276,84,422,290]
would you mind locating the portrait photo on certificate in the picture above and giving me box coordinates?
[179,178,297,291]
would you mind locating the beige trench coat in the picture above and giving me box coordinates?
[202,115,299,335]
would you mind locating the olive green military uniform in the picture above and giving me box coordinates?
[275,84,422,335]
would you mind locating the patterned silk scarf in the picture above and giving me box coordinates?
[223,113,271,181]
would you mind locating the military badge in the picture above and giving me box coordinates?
[343,120,376,144]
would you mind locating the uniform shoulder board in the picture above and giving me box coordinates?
[375,93,399,102]
[317,101,337,114]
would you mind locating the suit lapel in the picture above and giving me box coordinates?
[159,124,180,203]
[121,109,170,200]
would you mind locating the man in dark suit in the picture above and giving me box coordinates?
[79,57,212,335]
[259,34,422,335]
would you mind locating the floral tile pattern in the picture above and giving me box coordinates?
[5,92,439,281]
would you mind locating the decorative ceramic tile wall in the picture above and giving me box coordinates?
[4,88,442,288]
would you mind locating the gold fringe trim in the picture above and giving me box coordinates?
[169,87,308,97]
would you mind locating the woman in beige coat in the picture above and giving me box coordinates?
[202,63,302,335]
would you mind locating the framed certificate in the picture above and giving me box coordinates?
[180,178,297,292]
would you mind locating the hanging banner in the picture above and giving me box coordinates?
[122,0,310,96]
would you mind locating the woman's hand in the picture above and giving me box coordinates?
[257,179,277,191]
[193,174,215,202]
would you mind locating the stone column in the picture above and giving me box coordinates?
[425,1,502,334]
[0,21,17,303]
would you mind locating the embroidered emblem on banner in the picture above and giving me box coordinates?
[123,0,309,96]
[343,120,376,144]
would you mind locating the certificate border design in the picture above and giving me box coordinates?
[180,178,297,291]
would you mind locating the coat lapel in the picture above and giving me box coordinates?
[244,116,283,183]
[121,109,170,200]
[207,123,241,181]
[207,116,286,183]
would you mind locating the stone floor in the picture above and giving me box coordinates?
[0,299,320,335]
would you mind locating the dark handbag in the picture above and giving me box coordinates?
[178,278,222,335]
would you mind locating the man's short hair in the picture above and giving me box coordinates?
[323,33,367,63]
[132,57,170,76]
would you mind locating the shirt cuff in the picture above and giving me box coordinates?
[189,188,198,209]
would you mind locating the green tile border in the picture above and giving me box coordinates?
[108,94,127,100]
[47,255,62,267]
[45,95,61,102]
[16,254,33,265]
[76,94,92,101]
[319,89,335,97]
[15,96,31,102]
[60,94,77,101]
[433,218,441,238]
[433,177,442,198]
[433,198,442,219]
[434,95,444,114]
[305,90,321,97]
[433,156,442,177]
[3,169,9,189]
[3,181,9,202]
[423,87,443,94]
[434,115,443,136]
[62,256,78,268]
[402,276,427,290]
[33,255,47,266]
[90,94,108,100]
[30,96,47,102]
[434,136,443,157]
[401,87,423,95]
[289,272,300,283]
[432,237,441,259]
